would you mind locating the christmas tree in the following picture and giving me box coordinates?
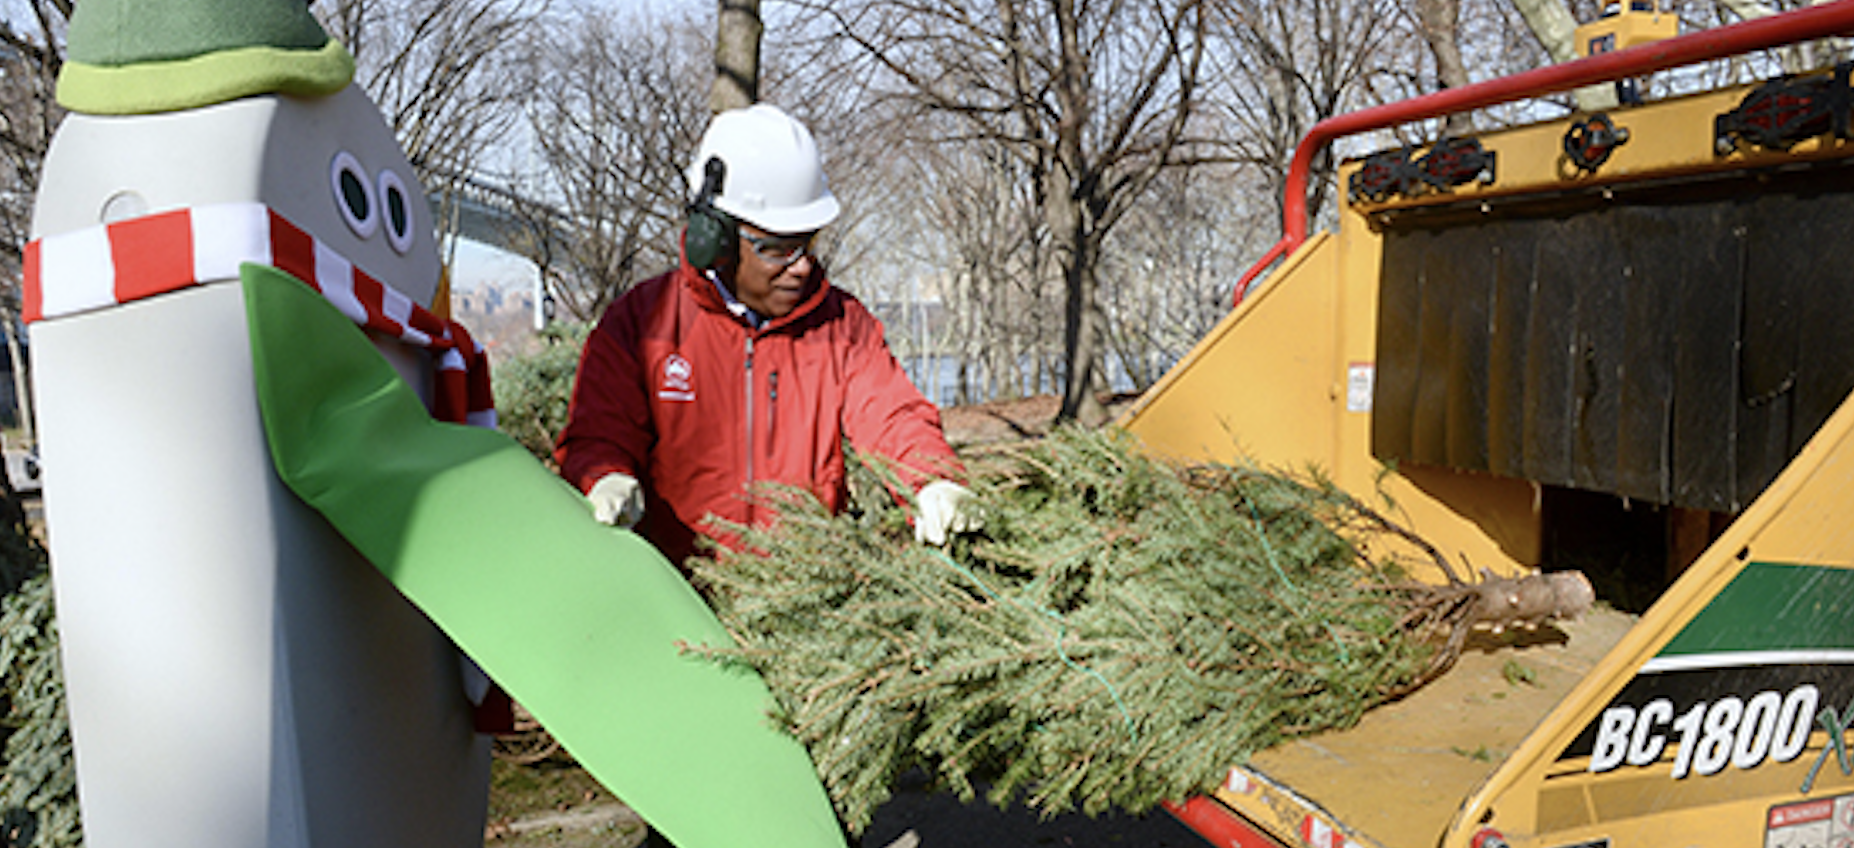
[0,481,76,847]
[690,427,1587,831]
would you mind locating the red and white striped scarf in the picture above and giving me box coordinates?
[22,202,495,429]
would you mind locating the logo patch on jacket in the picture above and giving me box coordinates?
[658,353,695,402]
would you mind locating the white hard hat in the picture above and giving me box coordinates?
[687,104,840,234]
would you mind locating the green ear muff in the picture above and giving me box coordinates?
[685,209,732,270]
[685,157,734,269]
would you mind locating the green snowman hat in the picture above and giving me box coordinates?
[58,0,355,115]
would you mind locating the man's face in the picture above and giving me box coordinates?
[725,223,818,319]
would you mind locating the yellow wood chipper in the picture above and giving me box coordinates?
[1128,3,1854,846]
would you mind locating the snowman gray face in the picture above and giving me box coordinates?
[331,149,418,256]
[33,84,442,308]
[261,86,441,306]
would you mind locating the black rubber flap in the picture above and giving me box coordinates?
[1373,161,1854,512]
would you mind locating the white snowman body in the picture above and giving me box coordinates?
[30,85,489,848]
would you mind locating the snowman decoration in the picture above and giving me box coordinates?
[27,2,843,848]
[31,2,493,846]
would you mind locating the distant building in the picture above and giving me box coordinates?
[452,279,542,364]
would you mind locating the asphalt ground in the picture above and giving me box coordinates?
[855,773,1209,848]
[487,774,1212,848]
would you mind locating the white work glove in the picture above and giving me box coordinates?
[915,480,980,545]
[587,472,645,528]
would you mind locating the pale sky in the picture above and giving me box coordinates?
[451,239,540,292]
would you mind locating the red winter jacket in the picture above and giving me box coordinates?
[556,259,963,566]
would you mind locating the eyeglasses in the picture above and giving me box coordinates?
[741,230,816,267]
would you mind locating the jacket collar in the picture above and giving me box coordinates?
[675,248,830,333]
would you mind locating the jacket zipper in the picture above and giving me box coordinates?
[768,371,779,442]
[743,333,756,523]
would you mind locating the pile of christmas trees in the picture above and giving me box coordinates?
[0,481,77,847]
[691,428,1506,831]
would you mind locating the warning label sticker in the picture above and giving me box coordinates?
[1346,362,1373,413]
[1767,794,1854,848]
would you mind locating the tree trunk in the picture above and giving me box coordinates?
[712,0,762,113]
[3,308,30,445]
[1508,0,1616,111]
[1414,0,1473,137]
[1057,225,1107,425]
[1050,0,1106,426]
[1509,0,1579,63]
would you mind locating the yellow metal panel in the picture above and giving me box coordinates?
[1351,81,1854,215]
[1741,420,1854,567]
[1379,467,1541,570]
[1441,388,1854,847]
[1214,607,1635,848]
[1122,178,1539,584]
[1575,7,1679,58]
[1331,183,1384,496]
[1120,232,1342,468]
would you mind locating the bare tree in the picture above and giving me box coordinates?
[1497,0,1836,109]
[317,0,548,258]
[1711,0,1840,71]
[516,4,712,320]
[893,129,1059,403]
[1209,0,1415,233]
[0,2,61,275]
[1100,164,1262,391]
[792,0,1214,425]
[0,1,64,440]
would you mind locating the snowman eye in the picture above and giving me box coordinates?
[377,169,415,254]
[331,151,378,239]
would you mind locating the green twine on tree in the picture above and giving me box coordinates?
[927,547,1139,740]
[1247,498,1351,665]
[1248,499,1301,603]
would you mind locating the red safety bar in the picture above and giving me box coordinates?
[1232,0,1854,305]
[1163,796,1290,848]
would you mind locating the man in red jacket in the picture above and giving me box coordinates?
[556,104,977,566]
